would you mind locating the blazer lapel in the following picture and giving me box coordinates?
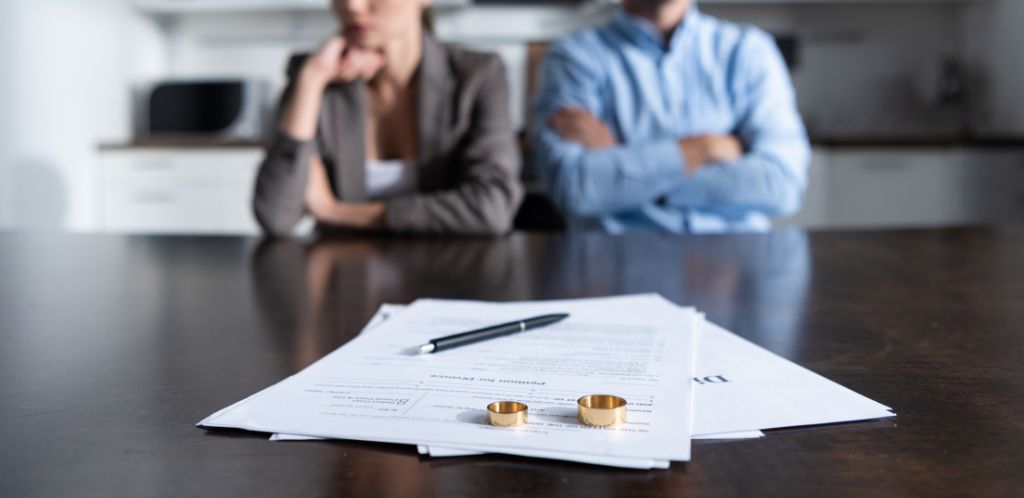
[329,81,367,201]
[328,34,449,200]
[416,34,454,191]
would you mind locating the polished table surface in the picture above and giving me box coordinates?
[1,227,1023,497]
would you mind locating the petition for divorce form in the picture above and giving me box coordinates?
[200,295,698,464]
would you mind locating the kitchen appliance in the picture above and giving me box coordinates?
[142,79,268,140]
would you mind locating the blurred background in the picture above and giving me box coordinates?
[1,0,1022,234]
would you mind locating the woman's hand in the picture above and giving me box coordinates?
[301,36,386,89]
[304,160,386,230]
[282,36,384,141]
[304,158,339,221]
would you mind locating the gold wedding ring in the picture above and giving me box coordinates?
[487,401,528,427]
[577,395,627,427]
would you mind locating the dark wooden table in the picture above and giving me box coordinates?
[2,227,1023,497]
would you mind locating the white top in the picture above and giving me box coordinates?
[365,159,417,200]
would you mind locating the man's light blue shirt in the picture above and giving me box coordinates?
[531,7,811,233]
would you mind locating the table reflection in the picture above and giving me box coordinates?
[528,229,810,357]
[249,236,532,369]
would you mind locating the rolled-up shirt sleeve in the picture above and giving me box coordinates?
[666,30,811,219]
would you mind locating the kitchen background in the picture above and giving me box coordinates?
[1,0,1022,234]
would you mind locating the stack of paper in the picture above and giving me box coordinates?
[199,295,895,469]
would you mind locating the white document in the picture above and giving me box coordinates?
[691,321,894,434]
[272,310,706,469]
[269,308,759,465]
[412,311,757,461]
[272,301,893,441]
[200,295,698,468]
[417,319,895,456]
[411,311,707,465]
[262,305,765,467]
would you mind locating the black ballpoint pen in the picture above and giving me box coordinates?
[417,313,570,354]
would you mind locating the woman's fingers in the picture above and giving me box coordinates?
[335,49,364,81]
[312,36,345,73]
[334,48,385,82]
[319,36,346,59]
[303,36,347,85]
[358,50,386,79]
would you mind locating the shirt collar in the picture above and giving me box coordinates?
[610,4,701,56]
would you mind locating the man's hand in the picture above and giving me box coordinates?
[679,135,743,174]
[547,106,742,174]
[549,107,618,150]
[301,36,385,89]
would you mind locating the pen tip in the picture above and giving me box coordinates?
[418,343,435,354]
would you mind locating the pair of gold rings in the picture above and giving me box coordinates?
[486,395,627,428]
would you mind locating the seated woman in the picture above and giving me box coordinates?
[253,0,523,237]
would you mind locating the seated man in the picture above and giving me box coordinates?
[532,0,810,233]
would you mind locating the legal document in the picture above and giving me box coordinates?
[271,303,894,462]
[692,321,894,434]
[411,320,894,460]
[200,295,699,466]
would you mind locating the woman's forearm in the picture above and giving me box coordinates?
[280,68,327,140]
[323,202,386,230]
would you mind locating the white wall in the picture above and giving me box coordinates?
[0,0,164,231]
[705,3,965,139]
[168,12,332,85]
[960,0,1024,135]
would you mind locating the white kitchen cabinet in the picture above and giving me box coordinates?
[816,146,1024,229]
[826,147,971,228]
[777,146,830,228]
[99,148,262,235]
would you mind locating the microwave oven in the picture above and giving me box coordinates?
[142,79,268,140]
